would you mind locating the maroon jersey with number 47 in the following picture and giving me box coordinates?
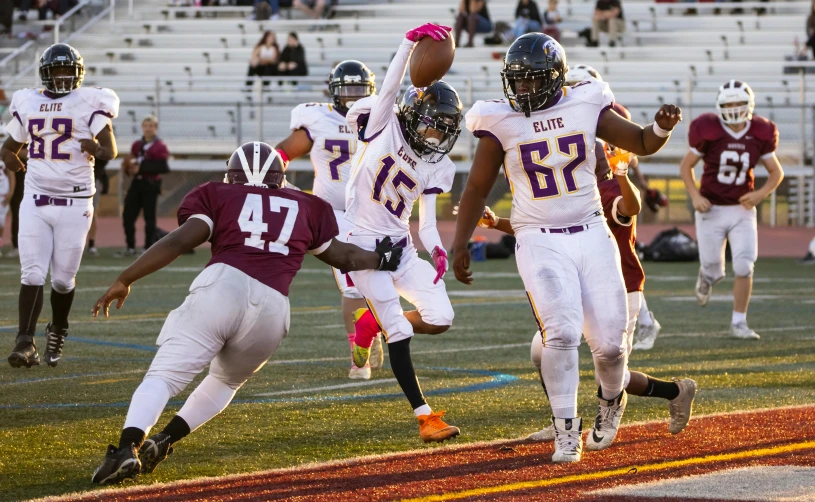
[177,182,339,296]
[688,112,778,206]
[599,179,644,293]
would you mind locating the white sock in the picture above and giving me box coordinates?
[414,404,432,417]
[592,352,626,401]
[638,296,653,326]
[540,347,579,418]
[732,311,747,325]
[177,375,239,432]
[123,377,173,434]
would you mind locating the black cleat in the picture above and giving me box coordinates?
[138,433,174,474]
[8,334,40,368]
[91,444,141,484]
[44,322,68,367]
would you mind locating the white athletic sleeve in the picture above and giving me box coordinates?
[5,91,28,143]
[418,193,444,254]
[363,38,414,140]
[88,88,120,137]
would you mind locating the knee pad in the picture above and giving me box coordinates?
[702,262,725,284]
[592,342,625,364]
[419,303,454,329]
[733,258,755,278]
[21,270,46,287]
[51,278,75,294]
[540,322,581,350]
[530,331,542,369]
[342,286,363,300]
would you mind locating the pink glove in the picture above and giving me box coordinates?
[432,246,448,284]
[406,23,452,43]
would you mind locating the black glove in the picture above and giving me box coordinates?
[375,236,402,272]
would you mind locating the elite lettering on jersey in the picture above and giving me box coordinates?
[533,117,565,133]
[39,103,63,113]
[397,145,418,170]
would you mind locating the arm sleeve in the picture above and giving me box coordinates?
[89,88,120,137]
[364,38,414,140]
[308,197,340,251]
[610,196,633,227]
[5,92,28,143]
[177,183,215,239]
[760,122,779,158]
[418,193,444,253]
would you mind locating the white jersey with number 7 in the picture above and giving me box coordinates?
[465,79,614,231]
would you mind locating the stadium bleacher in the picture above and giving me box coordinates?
[1,0,812,223]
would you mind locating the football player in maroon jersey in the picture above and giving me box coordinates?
[679,80,784,340]
[478,144,697,442]
[564,65,662,350]
[89,142,403,485]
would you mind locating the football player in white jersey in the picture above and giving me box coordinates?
[453,33,681,462]
[2,43,119,369]
[343,23,463,443]
[275,60,382,380]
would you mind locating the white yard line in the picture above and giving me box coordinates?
[253,379,397,397]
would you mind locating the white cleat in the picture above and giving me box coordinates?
[551,418,582,463]
[369,334,384,370]
[585,390,627,451]
[633,312,661,351]
[730,322,760,340]
[348,364,371,380]
[668,378,697,434]
[526,424,555,442]
[695,270,713,306]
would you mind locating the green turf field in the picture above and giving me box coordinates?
[0,252,813,501]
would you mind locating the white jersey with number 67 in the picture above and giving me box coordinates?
[465,80,614,232]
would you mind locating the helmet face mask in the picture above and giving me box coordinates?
[501,34,567,117]
[716,80,754,125]
[40,44,84,95]
[398,82,462,164]
[328,60,376,113]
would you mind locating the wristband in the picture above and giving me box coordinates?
[275,148,290,165]
[652,122,671,138]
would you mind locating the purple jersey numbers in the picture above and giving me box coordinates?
[324,139,351,181]
[28,117,74,161]
[519,132,587,199]
[371,154,417,219]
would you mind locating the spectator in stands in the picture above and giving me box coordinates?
[86,159,108,257]
[455,0,492,48]
[807,1,815,59]
[512,0,543,40]
[543,0,562,41]
[278,32,308,80]
[293,0,326,19]
[590,0,625,47]
[1,0,12,35]
[246,30,280,89]
[117,116,170,257]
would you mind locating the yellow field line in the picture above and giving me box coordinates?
[401,440,815,502]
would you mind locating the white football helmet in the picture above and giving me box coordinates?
[565,64,603,85]
[716,80,754,125]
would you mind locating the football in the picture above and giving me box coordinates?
[409,35,455,88]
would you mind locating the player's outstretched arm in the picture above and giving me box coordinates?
[678,150,711,213]
[452,136,504,285]
[80,125,118,161]
[597,104,682,156]
[740,153,784,210]
[92,219,210,318]
[0,137,26,172]
[275,129,313,165]
[603,143,641,216]
[314,237,403,273]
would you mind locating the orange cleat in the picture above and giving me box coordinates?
[417,411,460,443]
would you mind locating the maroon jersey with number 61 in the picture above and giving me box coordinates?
[177,182,339,296]
[688,112,778,206]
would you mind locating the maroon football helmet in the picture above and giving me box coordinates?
[224,142,285,188]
